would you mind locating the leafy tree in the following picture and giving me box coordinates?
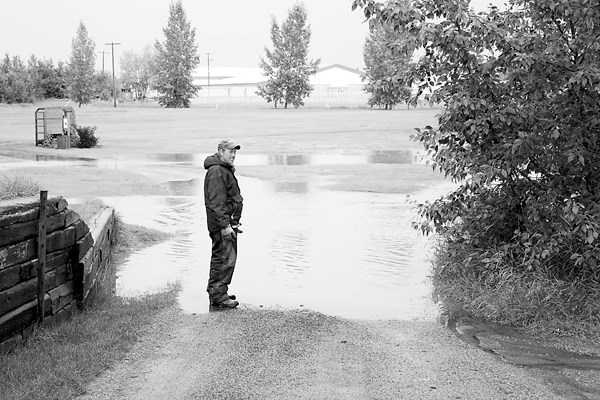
[153,1,200,108]
[354,0,600,321]
[67,21,96,107]
[0,54,67,103]
[120,46,154,101]
[26,55,44,100]
[51,61,68,99]
[32,58,67,99]
[94,71,113,101]
[363,22,413,109]
[0,54,30,103]
[257,2,320,108]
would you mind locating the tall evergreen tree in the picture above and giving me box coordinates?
[67,21,96,107]
[153,0,200,108]
[363,23,413,109]
[257,2,320,108]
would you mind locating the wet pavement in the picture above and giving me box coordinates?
[449,316,600,399]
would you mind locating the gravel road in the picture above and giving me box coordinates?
[75,303,588,400]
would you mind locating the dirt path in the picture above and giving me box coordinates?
[76,304,580,400]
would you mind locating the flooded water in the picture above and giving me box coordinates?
[0,149,420,170]
[103,176,439,320]
[1,149,441,320]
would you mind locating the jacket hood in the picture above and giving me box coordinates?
[204,153,233,171]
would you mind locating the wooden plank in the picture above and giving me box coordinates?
[0,293,51,345]
[46,226,77,253]
[20,249,71,281]
[0,299,36,342]
[45,264,71,292]
[0,211,67,247]
[0,264,21,292]
[83,251,101,300]
[0,278,37,316]
[73,232,94,261]
[0,268,62,316]
[73,247,93,301]
[0,197,67,222]
[64,209,81,227]
[0,250,71,291]
[37,191,47,323]
[0,238,37,271]
[49,282,74,314]
[75,219,90,242]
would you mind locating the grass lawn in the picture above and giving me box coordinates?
[0,101,446,197]
[0,281,178,400]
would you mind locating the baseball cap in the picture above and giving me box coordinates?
[217,140,241,150]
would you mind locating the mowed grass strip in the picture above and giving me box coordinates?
[0,286,178,400]
[0,220,176,400]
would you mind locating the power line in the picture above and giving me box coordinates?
[206,52,213,95]
[105,42,121,108]
[99,51,108,73]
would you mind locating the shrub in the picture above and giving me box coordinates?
[430,223,600,338]
[358,0,600,337]
[0,173,40,200]
[74,125,99,148]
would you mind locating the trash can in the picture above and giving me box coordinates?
[56,135,69,149]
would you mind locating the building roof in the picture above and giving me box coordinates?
[317,63,365,76]
[193,63,365,87]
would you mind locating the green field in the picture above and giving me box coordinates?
[0,101,447,197]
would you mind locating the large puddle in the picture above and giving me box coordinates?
[1,149,440,320]
[0,149,419,169]
[103,176,439,320]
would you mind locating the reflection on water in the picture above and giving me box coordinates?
[244,151,415,166]
[0,149,418,170]
[1,148,439,320]
[100,175,439,320]
[274,181,309,193]
[269,154,310,165]
[369,150,414,164]
[146,153,197,163]
[167,178,202,196]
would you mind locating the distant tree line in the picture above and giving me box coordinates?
[0,50,111,107]
[0,54,67,103]
[3,0,406,109]
[0,0,197,108]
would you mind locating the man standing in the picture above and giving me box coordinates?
[203,140,243,308]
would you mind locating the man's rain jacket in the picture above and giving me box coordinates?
[203,154,243,233]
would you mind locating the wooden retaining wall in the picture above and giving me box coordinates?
[0,195,116,352]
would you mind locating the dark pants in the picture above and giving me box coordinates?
[206,230,237,303]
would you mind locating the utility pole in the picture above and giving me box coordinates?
[99,51,108,73]
[105,42,121,108]
[206,52,213,96]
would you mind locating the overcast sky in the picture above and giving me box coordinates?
[0,0,500,72]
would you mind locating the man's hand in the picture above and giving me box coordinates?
[221,225,236,240]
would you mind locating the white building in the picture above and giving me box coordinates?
[192,64,368,106]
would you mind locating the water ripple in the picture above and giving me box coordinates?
[101,178,440,320]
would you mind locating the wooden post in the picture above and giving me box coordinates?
[37,190,48,323]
